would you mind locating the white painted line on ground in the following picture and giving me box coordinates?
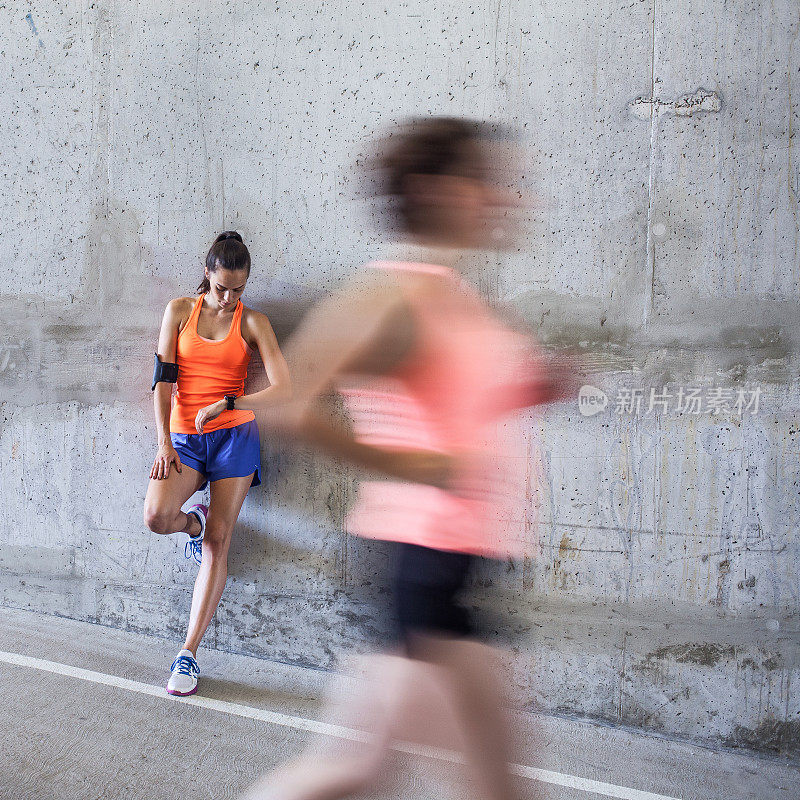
[0,649,681,800]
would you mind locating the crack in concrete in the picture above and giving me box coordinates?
[629,88,723,120]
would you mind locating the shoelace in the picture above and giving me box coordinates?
[171,655,199,678]
[184,536,203,566]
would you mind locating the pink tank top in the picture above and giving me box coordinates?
[339,261,546,558]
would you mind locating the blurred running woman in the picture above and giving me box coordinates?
[242,119,579,800]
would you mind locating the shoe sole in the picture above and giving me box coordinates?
[166,685,198,697]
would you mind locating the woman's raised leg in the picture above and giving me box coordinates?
[143,465,206,536]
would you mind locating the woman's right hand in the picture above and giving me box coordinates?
[150,443,182,480]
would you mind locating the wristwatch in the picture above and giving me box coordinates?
[224,394,237,411]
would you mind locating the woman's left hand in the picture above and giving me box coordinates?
[195,400,226,434]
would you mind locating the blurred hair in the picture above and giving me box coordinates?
[199,231,251,294]
[367,117,517,235]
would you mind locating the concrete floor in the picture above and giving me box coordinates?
[0,607,796,800]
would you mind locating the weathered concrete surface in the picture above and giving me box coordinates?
[0,0,798,756]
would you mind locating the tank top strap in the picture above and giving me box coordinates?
[232,299,244,328]
[233,300,250,348]
[178,294,204,337]
[187,294,205,331]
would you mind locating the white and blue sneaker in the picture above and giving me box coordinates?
[184,503,208,566]
[167,649,200,696]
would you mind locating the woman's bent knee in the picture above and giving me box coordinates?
[143,504,176,535]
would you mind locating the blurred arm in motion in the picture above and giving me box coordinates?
[263,272,454,489]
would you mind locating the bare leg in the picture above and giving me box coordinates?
[239,643,525,800]
[239,653,412,800]
[143,466,205,536]
[241,752,384,800]
[412,636,521,800]
[182,473,253,655]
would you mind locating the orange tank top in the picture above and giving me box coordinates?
[170,294,256,434]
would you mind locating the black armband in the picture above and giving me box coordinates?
[152,353,178,391]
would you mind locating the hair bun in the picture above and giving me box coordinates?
[215,230,243,244]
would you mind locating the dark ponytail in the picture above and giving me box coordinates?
[198,231,251,294]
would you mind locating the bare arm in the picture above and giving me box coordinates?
[150,299,185,480]
[263,274,453,488]
[282,276,403,413]
[237,311,292,410]
[296,409,453,487]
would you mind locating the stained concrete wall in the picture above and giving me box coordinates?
[1,1,798,756]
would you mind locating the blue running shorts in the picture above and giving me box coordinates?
[170,420,261,490]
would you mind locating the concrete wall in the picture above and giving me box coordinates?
[1,1,798,755]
